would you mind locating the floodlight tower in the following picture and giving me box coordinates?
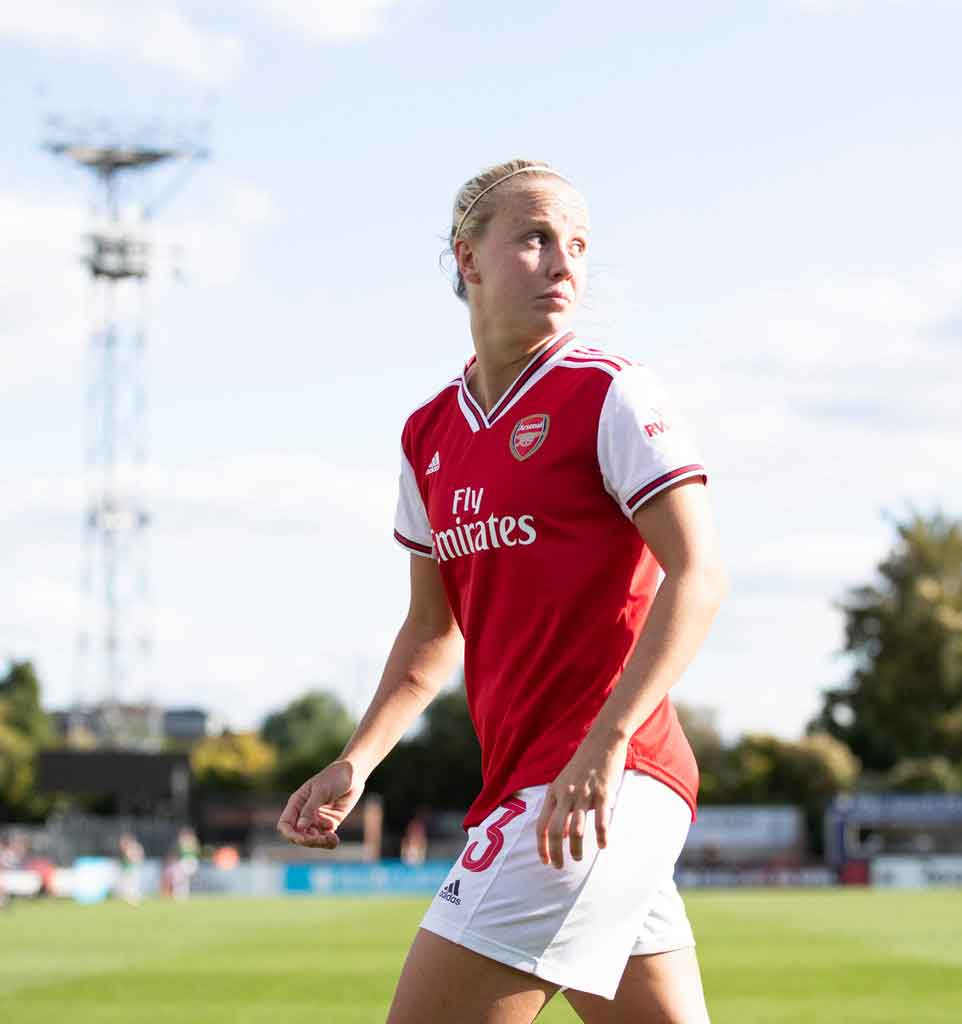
[44,115,208,748]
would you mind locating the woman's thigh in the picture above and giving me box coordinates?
[386,928,559,1024]
[564,947,710,1024]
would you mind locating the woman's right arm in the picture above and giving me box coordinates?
[276,554,462,849]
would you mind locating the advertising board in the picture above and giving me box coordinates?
[870,855,962,888]
[681,806,805,865]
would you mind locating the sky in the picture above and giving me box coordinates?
[1,0,960,743]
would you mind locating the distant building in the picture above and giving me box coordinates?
[50,704,215,748]
[163,708,212,742]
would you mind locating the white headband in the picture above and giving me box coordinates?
[453,165,571,244]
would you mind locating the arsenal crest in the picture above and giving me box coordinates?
[509,413,550,462]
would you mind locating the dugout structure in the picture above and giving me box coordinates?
[35,750,192,861]
[679,805,806,867]
[36,749,190,817]
[825,793,962,880]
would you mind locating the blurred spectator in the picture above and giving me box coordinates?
[164,825,200,901]
[0,833,27,909]
[400,813,428,866]
[116,832,145,905]
[0,837,15,909]
[25,856,56,897]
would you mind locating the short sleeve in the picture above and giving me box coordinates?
[597,364,707,519]
[393,448,435,558]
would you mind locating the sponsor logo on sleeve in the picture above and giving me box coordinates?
[644,408,672,438]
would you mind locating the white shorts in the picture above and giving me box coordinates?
[420,770,695,1000]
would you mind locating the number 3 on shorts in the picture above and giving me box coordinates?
[461,797,527,873]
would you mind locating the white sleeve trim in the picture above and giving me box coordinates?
[393,448,436,559]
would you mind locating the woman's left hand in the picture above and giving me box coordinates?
[535,737,628,869]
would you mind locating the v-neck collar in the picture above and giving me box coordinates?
[457,331,575,432]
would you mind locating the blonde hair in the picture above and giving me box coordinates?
[447,158,569,301]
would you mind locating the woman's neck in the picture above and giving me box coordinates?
[466,315,565,415]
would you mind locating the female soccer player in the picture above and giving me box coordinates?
[278,159,726,1023]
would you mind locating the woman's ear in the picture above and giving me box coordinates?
[456,238,482,287]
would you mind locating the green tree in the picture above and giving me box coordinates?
[0,660,52,746]
[723,733,860,806]
[0,660,54,820]
[261,690,355,791]
[881,756,961,794]
[261,690,354,757]
[675,703,728,803]
[368,683,482,834]
[191,731,277,792]
[812,513,962,771]
[722,732,860,853]
[0,713,35,810]
[412,684,482,809]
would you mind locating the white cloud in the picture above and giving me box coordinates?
[2,575,90,626]
[252,0,402,40]
[730,529,890,583]
[659,258,962,503]
[790,0,922,11]
[689,259,962,374]
[684,591,846,740]
[791,0,869,10]
[0,450,401,714]
[790,0,962,12]
[148,452,396,538]
[0,1,244,86]
[151,218,245,289]
[0,452,396,538]
[227,184,279,227]
[0,179,279,387]
[0,193,88,387]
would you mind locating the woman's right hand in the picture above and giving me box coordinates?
[276,760,365,849]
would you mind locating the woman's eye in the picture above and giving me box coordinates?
[570,239,587,256]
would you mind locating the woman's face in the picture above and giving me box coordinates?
[459,179,590,342]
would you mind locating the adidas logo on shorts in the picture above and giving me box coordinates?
[438,878,461,906]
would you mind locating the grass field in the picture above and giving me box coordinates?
[2,890,961,1022]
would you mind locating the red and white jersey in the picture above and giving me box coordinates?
[394,332,707,828]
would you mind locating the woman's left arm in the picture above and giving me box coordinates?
[536,480,728,869]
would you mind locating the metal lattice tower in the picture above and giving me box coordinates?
[44,115,208,748]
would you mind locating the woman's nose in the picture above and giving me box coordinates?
[549,241,574,280]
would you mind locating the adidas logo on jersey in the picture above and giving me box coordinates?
[426,451,440,476]
[438,878,461,905]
